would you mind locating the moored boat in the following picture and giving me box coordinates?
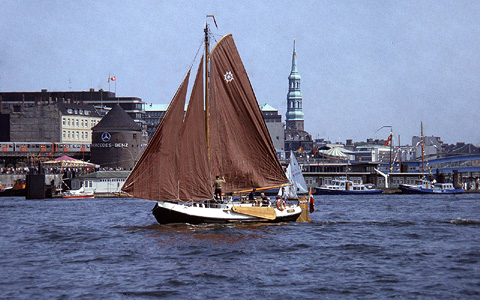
[399,179,463,194]
[315,178,382,195]
[61,186,95,199]
[122,17,304,224]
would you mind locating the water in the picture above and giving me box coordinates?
[1,194,479,299]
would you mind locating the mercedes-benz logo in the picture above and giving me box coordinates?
[101,132,111,142]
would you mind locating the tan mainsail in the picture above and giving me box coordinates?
[209,35,288,193]
[122,71,191,201]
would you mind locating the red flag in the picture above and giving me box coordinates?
[110,76,116,82]
[309,188,315,213]
[384,133,392,146]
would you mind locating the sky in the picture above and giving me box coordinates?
[1,0,479,146]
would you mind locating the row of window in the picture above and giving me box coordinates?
[66,108,90,115]
[63,131,89,140]
[289,101,302,109]
[62,117,98,128]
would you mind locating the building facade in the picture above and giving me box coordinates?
[6,102,100,144]
[260,103,284,152]
[91,105,144,170]
[0,89,145,127]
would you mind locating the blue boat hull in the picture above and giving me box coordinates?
[399,185,463,194]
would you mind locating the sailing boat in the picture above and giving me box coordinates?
[399,122,463,194]
[122,19,302,224]
[281,151,308,199]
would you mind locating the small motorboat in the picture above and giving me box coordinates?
[61,186,95,199]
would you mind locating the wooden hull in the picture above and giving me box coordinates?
[152,201,302,224]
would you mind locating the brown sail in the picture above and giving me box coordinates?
[208,34,288,193]
[122,71,191,201]
[178,56,213,201]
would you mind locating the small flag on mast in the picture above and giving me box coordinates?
[384,132,393,146]
[110,76,116,82]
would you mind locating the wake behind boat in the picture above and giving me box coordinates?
[122,17,303,224]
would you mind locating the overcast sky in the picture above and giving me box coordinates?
[1,0,479,145]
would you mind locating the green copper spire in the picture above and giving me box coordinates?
[286,38,304,126]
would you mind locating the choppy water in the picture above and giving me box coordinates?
[1,194,479,299]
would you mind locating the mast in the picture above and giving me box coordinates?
[421,121,425,172]
[204,20,210,160]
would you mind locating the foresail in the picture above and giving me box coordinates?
[286,151,308,197]
[208,35,288,192]
[121,71,191,201]
[178,56,213,201]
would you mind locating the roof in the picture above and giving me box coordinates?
[145,103,188,112]
[56,102,101,117]
[92,104,141,131]
[76,170,131,179]
[259,103,278,111]
[145,103,169,111]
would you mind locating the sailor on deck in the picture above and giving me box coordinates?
[213,176,226,200]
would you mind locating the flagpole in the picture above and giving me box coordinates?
[108,73,111,91]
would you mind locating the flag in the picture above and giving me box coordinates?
[110,76,116,82]
[384,133,392,146]
[312,146,318,155]
[309,188,315,213]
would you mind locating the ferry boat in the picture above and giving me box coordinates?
[315,178,382,195]
[399,179,463,194]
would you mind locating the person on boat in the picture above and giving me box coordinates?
[248,188,256,202]
[213,175,226,200]
[281,187,288,202]
[260,192,270,206]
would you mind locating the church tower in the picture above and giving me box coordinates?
[286,39,304,131]
[284,39,312,156]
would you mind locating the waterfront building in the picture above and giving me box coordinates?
[91,105,145,170]
[70,170,130,196]
[0,89,145,127]
[284,40,313,156]
[144,103,168,137]
[260,103,284,154]
[4,102,100,144]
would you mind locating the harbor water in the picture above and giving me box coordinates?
[1,194,479,299]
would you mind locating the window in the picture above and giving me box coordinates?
[68,119,71,126]
[67,109,73,114]
[68,131,71,138]
[62,118,66,126]
[76,132,79,139]
[76,119,79,127]
[63,131,66,138]
[85,132,88,139]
